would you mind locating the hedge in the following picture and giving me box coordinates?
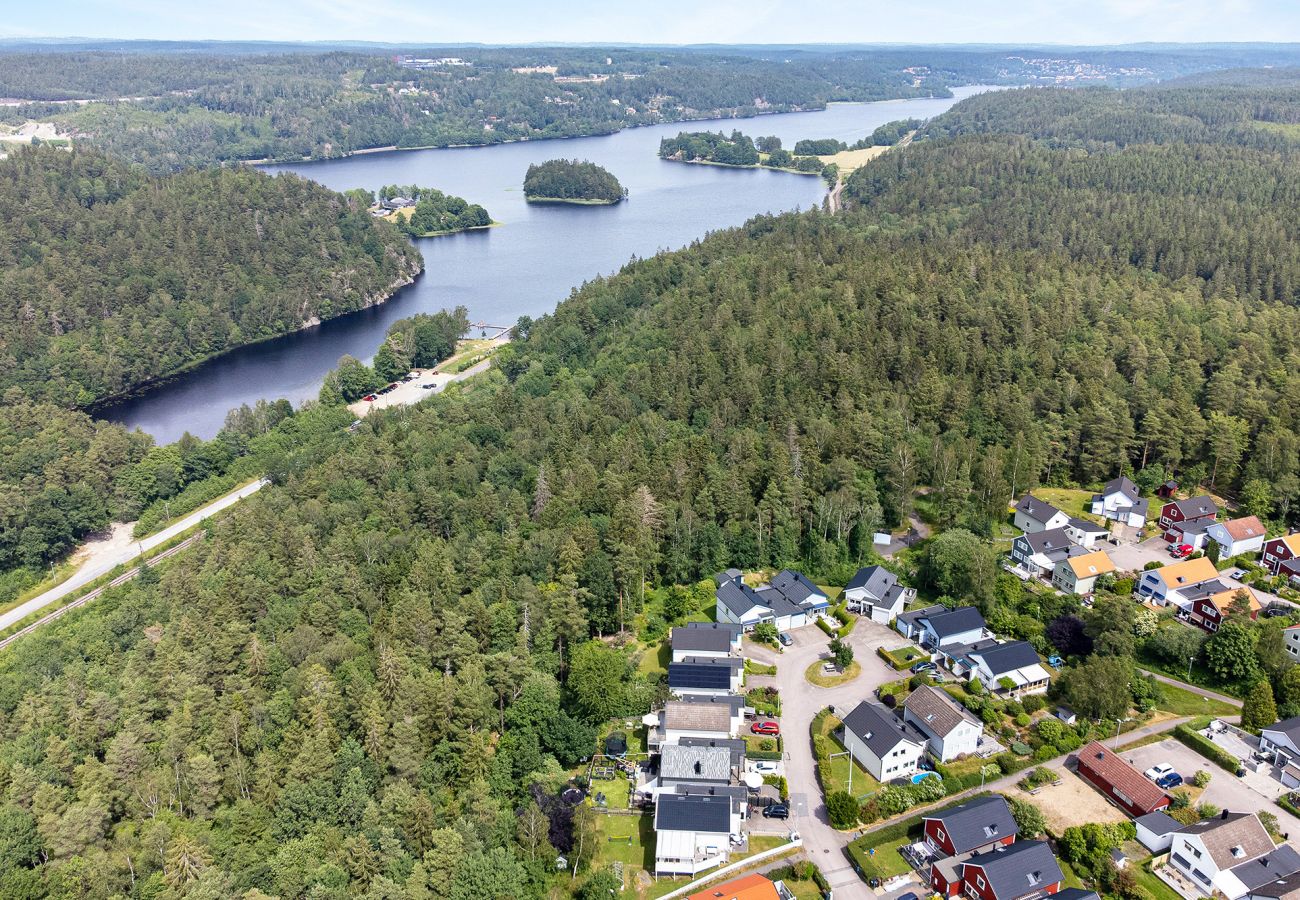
[1279,795,1300,819]
[1174,724,1240,774]
[816,618,836,637]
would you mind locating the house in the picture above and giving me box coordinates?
[1260,716,1300,773]
[677,737,747,772]
[655,696,744,745]
[1135,810,1180,853]
[1157,481,1180,499]
[671,623,742,662]
[687,873,788,900]
[904,685,985,762]
[1188,586,1262,633]
[1263,535,1300,577]
[1286,626,1300,664]
[1167,812,1280,900]
[1055,891,1100,900]
[1011,528,1083,579]
[965,642,1050,696]
[713,569,822,632]
[897,605,991,651]
[1052,549,1117,596]
[923,795,1018,856]
[1075,740,1171,816]
[960,840,1064,900]
[1064,517,1110,549]
[1221,846,1300,900]
[840,701,926,781]
[844,565,915,623]
[1135,556,1220,608]
[658,744,735,791]
[1207,516,1268,559]
[1092,476,1149,527]
[669,657,744,697]
[1250,871,1300,900]
[1160,496,1220,542]
[653,792,738,875]
[1015,495,1070,534]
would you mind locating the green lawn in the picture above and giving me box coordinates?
[805,659,862,688]
[637,640,670,677]
[1155,681,1239,717]
[594,812,654,871]
[846,832,913,881]
[1028,487,1105,524]
[814,714,881,800]
[1134,860,1184,900]
[589,773,631,810]
[883,645,926,669]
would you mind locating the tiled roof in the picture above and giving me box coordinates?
[1020,527,1074,555]
[687,873,781,900]
[847,564,898,598]
[768,570,825,605]
[1252,871,1300,900]
[1221,516,1266,541]
[905,685,982,738]
[1178,811,1274,869]
[660,744,732,782]
[663,700,732,733]
[1150,557,1219,589]
[1264,715,1300,745]
[924,796,1018,854]
[1077,741,1168,812]
[1067,550,1116,579]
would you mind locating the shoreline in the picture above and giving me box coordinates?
[524,195,623,205]
[87,270,421,414]
[663,156,824,176]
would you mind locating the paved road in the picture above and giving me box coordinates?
[758,619,1193,899]
[0,479,267,633]
[1137,668,1242,710]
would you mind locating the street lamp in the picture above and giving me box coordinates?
[1188,655,1195,681]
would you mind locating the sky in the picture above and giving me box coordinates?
[4,0,1300,46]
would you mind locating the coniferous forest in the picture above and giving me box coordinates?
[3,74,1300,898]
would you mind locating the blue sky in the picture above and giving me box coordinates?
[4,0,1300,45]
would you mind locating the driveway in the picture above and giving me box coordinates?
[1121,739,1300,838]
[1108,536,1178,574]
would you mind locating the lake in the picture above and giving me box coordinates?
[98,86,992,441]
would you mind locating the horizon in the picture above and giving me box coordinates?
[6,1,1300,47]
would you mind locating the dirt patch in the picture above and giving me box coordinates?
[1008,767,1128,833]
[818,145,889,173]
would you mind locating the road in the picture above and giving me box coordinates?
[755,619,1194,899]
[0,478,267,633]
[1137,668,1242,710]
[347,333,509,418]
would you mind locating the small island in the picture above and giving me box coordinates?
[523,159,627,204]
[362,184,493,237]
[659,130,828,175]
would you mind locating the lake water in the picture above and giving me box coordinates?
[98,86,992,441]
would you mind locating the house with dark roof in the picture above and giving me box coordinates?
[1135,810,1180,852]
[668,656,744,697]
[841,701,925,781]
[897,606,991,652]
[653,792,738,875]
[765,570,829,615]
[1054,890,1099,900]
[1207,516,1269,559]
[1092,476,1149,528]
[1223,846,1300,899]
[1160,496,1220,542]
[923,796,1018,857]
[1261,717,1300,784]
[844,564,915,624]
[961,840,1063,900]
[1011,527,1086,579]
[1250,871,1300,900]
[904,685,985,761]
[658,743,735,790]
[1168,812,1282,899]
[964,641,1050,696]
[654,696,744,746]
[713,569,825,632]
[1014,495,1069,534]
[1064,517,1110,549]
[1075,740,1170,816]
[671,622,742,662]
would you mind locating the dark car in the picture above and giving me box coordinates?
[898,892,920,900]
[1157,772,1183,789]
[777,632,793,647]
[762,803,789,819]
[911,661,935,673]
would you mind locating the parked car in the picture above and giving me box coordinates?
[751,721,780,736]
[362,394,377,402]
[1157,772,1184,789]
[751,761,780,774]
[1145,763,1175,782]
[911,661,936,673]
[1170,544,1193,559]
[898,892,919,900]
[777,632,793,647]
[762,803,789,819]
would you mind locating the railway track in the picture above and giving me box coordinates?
[0,533,204,651]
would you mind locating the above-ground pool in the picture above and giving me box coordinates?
[912,772,940,784]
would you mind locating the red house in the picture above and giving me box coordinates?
[925,796,1019,896]
[1159,496,1219,542]
[961,841,1063,900]
[1075,741,1171,816]
[1263,534,1300,577]
[1188,587,1261,633]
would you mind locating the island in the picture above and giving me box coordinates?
[362,184,493,237]
[659,130,828,175]
[523,159,627,204]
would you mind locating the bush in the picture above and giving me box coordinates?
[763,774,789,802]
[1021,694,1046,713]
[827,791,860,829]
[1114,577,1135,595]
[1192,770,1211,788]
[1197,802,1221,819]
[1143,560,1165,571]
[980,706,1002,726]
[969,677,985,694]
[1015,713,1032,727]
[882,693,897,708]
[816,618,836,637]
[1011,742,1032,756]
[1033,744,1058,761]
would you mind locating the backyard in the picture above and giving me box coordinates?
[845,830,914,882]
[813,711,881,799]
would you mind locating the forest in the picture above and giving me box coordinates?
[0,145,422,408]
[658,130,828,173]
[320,308,471,401]
[522,160,625,203]
[8,70,1300,900]
[362,186,491,238]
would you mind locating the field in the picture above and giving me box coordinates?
[817,145,889,173]
[1026,487,1104,524]
[1155,680,1239,717]
[1006,767,1127,834]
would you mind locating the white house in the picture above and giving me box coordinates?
[1135,556,1220,608]
[1014,495,1069,534]
[653,792,739,875]
[668,657,744,697]
[895,605,990,651]
[653,696,744,746]
[657,744,735,792]
[1207,516,1268,559]
[1010,527,1083,578]
[902,684,984,762]
[1052,549,1117,596]
[714,569,821,632]
[1064,517,1111,549]
[670,623,742,662]
[1135,811,1180,853]
[1091,475,1149,527]
[965,641,1050,696]
[840,701,925,781]
[1167,813,1292,900]
[843,564,915,623]
[1286,626,1300,664]
[1260,716,1300,776]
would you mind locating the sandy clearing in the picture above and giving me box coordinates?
[1006,766,1128,833]
[818,145,889,173]
[0,121,64,143]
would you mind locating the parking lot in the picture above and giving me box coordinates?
[1121,739,1300,837]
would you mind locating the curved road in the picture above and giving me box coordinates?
[0,479,268,633]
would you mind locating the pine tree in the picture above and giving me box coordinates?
[1242,680,1278,732]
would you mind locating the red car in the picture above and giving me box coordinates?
[362,394,377,402]
[1169,543,1193,558]
[751,721,780,736]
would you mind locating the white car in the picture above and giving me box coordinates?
[1145,763,1175,782]
[751,761,781,774]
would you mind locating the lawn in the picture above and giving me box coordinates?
[594,812,654,872]
[1154,680,1239,717]
[589,773,632,810]
[882,645,926,669]
[637,640,670,677]
[845,832,913,882]
[1029,487,1105,524]
[814,713,881,800]
[805,659,862,688]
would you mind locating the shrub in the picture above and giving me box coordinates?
[1015,713,1032,727]
[1005,700,1025,718]
[813,735,832,762]
[859,798,882,824]
[1192,770,1211,788]
[980,706,1002,726]
[827,790,860,829]
[1143,561,1165,571]
[1033,744,1058,761]
[1021,694,1046,713]
[1114,578,1135,595]
[882,694,898,709]
[816,618,836,637]
[969,677,984,694]
[1174,724,1240,773]
[1168,789,1190,810]
[1011,742,1032,756]
[763,774,789,802]
[1197,802,1221,820]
